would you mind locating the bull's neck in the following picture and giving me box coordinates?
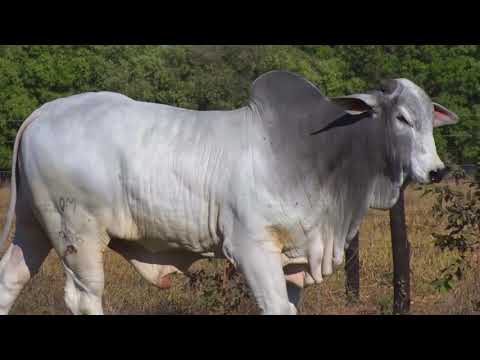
[340,113,402,209]
[306,112,400,212]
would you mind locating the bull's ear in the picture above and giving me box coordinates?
[330,94,378,115]
[433,103,459,128]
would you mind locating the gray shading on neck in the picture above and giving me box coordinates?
[247,71,403,279]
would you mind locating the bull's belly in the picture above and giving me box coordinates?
[133,233,219,255]
[119,168,225,255]
[118,206,221,255]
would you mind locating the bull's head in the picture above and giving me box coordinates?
[330,79,459,185]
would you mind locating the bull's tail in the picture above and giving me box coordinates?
[0,109,42,253]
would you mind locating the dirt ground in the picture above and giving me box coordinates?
[0,183,478,315]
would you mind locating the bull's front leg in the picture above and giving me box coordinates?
[231,240,297,315]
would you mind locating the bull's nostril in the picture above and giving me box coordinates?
[430,169,446,183]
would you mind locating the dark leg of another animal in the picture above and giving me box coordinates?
[286,283,303,311]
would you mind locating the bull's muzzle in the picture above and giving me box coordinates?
[429,167,450,183]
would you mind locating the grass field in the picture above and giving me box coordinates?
[0,183,478,315]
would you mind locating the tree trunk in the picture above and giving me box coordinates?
[345,233,360,303]
[389,188,411,314]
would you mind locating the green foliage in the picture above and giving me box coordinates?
[0,45,479,169]
[425,165,480,293]
[377,294,394,315]
[334,45,480,163]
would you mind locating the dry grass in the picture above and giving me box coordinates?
[0,183,478,315]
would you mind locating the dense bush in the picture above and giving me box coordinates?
[425,166,480,294]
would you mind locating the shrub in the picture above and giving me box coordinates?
[425,164,480,294]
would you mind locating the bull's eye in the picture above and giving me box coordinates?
[397,114,413,127]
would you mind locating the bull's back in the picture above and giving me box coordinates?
[20,91,137,198]
[18,92,249,254]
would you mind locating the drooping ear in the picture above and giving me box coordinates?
[433,103,459,128]
[329,94,378,115]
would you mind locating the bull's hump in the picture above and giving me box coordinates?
[250,70,326,107]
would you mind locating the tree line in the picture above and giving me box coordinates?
[0,45,478,169]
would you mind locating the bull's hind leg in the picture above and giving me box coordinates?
[0,208,51,315]
[59,237,108,315]
[39,206,109,315]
